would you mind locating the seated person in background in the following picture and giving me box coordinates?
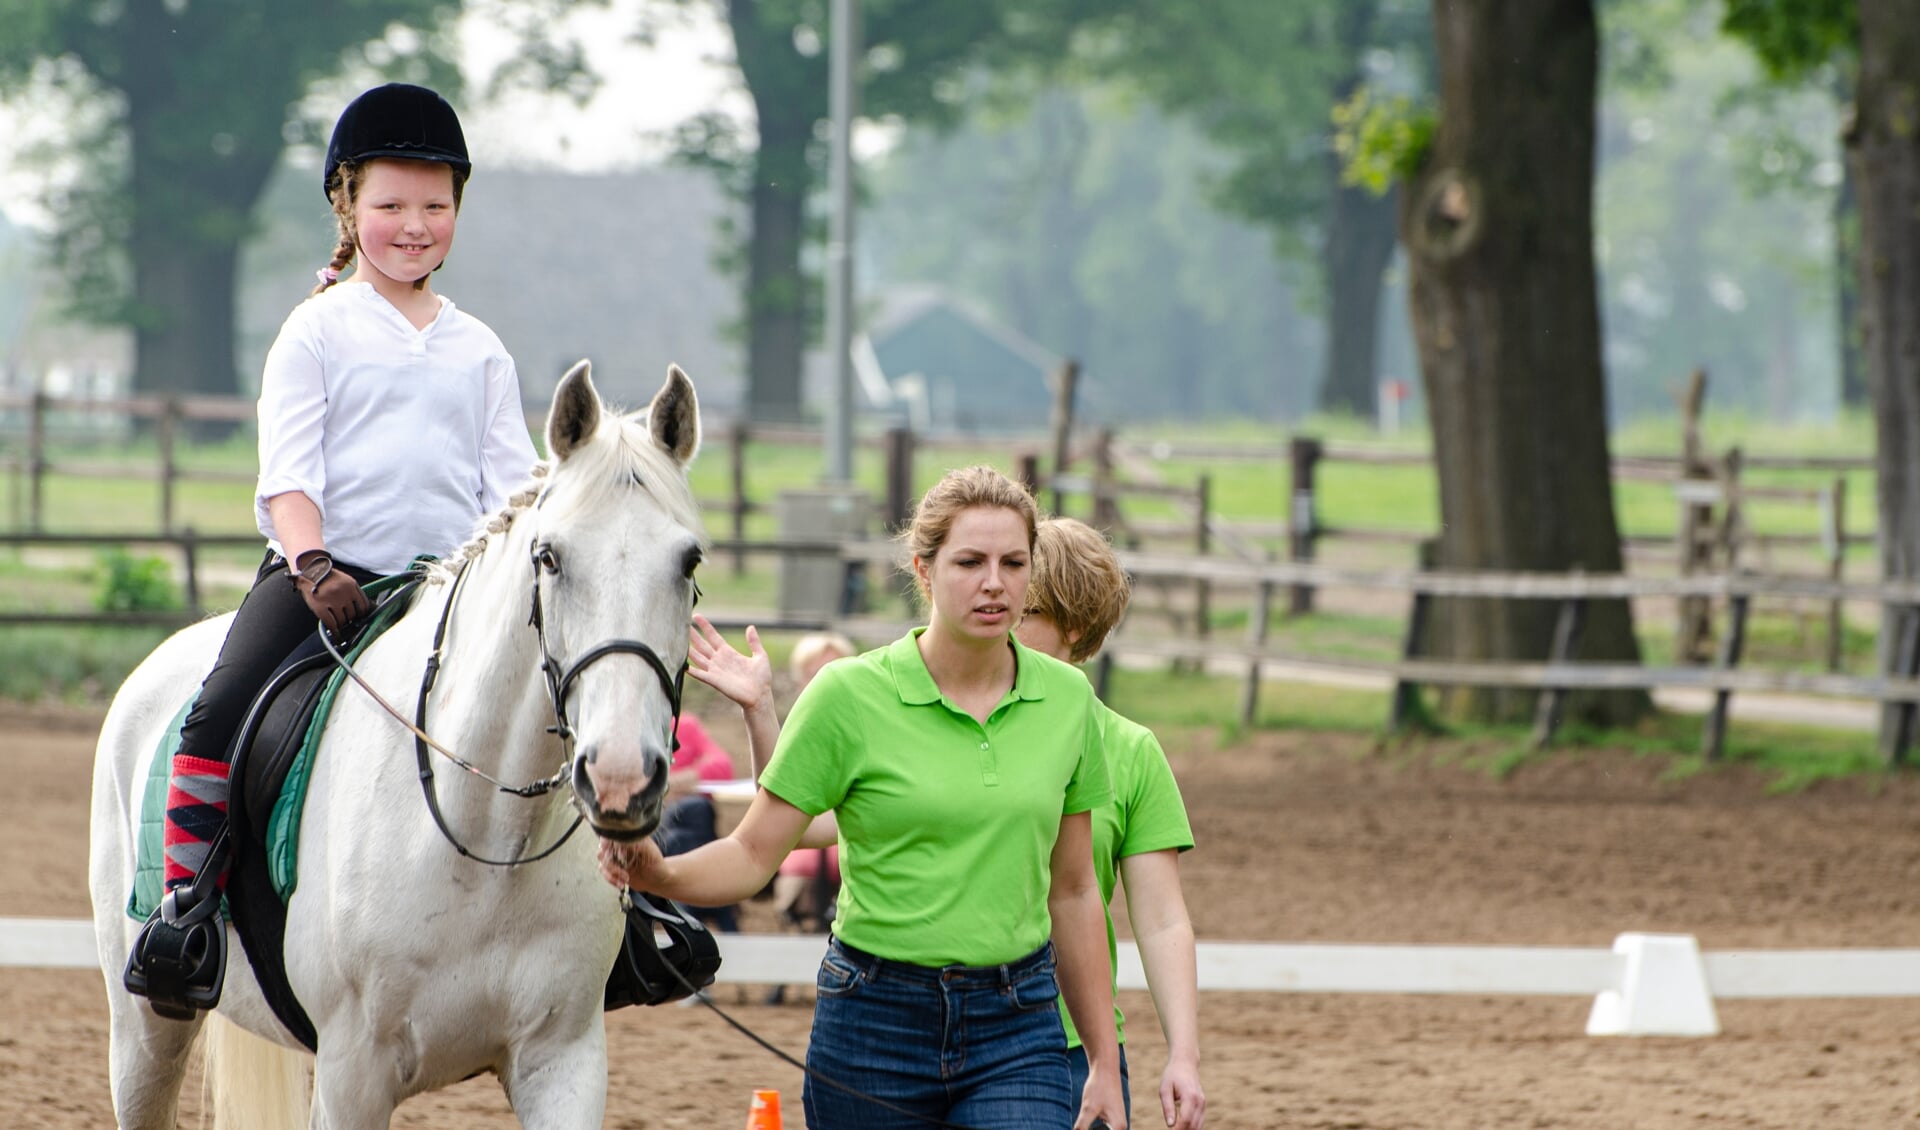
[654,712,741,931]
[769,633,856,934]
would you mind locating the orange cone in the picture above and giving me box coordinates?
[746,1088,782,1130]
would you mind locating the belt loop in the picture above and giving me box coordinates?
[999,961,1013,987]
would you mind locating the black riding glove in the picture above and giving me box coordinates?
[290,550,371,635]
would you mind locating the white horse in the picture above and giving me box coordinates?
[89,362,706,1129]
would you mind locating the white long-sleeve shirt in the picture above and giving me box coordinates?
[254,283,539,573]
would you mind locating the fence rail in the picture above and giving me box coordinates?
[17,530,1908,761]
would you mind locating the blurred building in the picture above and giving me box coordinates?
[839,286,1059,435]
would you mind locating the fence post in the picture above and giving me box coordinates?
[1531,594,1587,750]
[28,389,47,532]
[1825,477,1847,673]
[884,426,914,532]
[181,527,202,617]
[1194,473,1211,644]
[1048,360,1080,517]
[1016,452,1041,500]
[1675,369,1713,664]
[1091,428,1118,532]
[1388,539,1436,733]
[1715,447,1744,572]
[1883,605,1920,766]
[729,420,749,576]
[1702,592,1751,761]
[1288,436,1321,615]
[1240,569,1273,729]
[158,396,180,533]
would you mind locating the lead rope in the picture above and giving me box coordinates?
[648,947,991,1130]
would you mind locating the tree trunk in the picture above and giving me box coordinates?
[1401,0,1648,727]
[742,135,812,424]
[1835,157,1868,409]
[728,0,823,425]
[1320,179,1398,417]
[1319,0,1397,419]
[118,0,283,417]
[1851,0,1920,756]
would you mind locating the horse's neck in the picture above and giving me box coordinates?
[412,538,570,837]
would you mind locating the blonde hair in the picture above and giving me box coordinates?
[310,158,469,297]
[1024,517,1131,664]
[899,465,1039,602]
[790,632,856,684]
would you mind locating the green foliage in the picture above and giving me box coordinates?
[93,549,181,613]
[0,626,168,702]
[1331,86,1436,196]
[866,85,1311,421]
[1090,0,1431,265]
[1721,0,1858,80]
[1595,22,1847,420]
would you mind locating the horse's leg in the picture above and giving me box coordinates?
[500,1025,609,1129]
[307,1044,403,1130]
[104,997,203,1130]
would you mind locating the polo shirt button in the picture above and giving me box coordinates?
[979,742,989,750]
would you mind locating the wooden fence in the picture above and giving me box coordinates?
[9,530,1919,762]
[0,392,1036,554]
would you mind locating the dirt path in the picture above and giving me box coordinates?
[6,701,1920,1128]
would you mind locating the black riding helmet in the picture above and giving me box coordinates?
[323,83,471,201]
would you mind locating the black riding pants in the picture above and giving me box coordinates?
[175,550,381,768]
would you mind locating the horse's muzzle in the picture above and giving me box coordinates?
[570,745,668,839]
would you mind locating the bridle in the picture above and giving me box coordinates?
[375,532,691,867]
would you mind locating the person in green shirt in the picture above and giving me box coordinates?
[599,465,1128,1130]
[1018,516,1205,1130]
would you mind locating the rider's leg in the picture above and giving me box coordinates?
[129,552,329,1017]
[163,553,315,903]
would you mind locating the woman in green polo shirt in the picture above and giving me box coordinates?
[1018,517,1206,1130]
[599,465,1128,1130]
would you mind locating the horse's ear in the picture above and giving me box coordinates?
[547,360,602,462]
[648,364,700,467]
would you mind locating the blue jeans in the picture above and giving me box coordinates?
[1066,1043,1131,1126]
[803,937,1074,1129]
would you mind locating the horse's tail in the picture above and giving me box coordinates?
[204,1014,309,1130]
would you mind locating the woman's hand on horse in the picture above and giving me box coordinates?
[291,550,372,635]
[597,835,661,890]
[687,615,773,714]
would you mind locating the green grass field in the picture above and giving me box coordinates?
[0,411,1891,781]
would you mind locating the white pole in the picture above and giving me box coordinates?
[824,0,859,484]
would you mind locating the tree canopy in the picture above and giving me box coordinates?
[649,0,1105,421]
[0,0,590,399]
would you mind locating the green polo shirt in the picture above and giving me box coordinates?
[1060,702,1195,1050]
[759,628,1112,967]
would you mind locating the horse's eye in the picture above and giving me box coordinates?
[536,545,560,575]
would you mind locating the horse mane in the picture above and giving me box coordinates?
[428,405,706,584]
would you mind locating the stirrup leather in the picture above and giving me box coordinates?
[125,887,227,1020]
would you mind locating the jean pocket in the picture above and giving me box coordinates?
[1008,967,1061,1013]
[816,951,867,998]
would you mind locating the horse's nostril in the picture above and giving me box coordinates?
[571,753,595,797]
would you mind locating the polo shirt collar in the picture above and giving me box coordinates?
[888,627,1050,707]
